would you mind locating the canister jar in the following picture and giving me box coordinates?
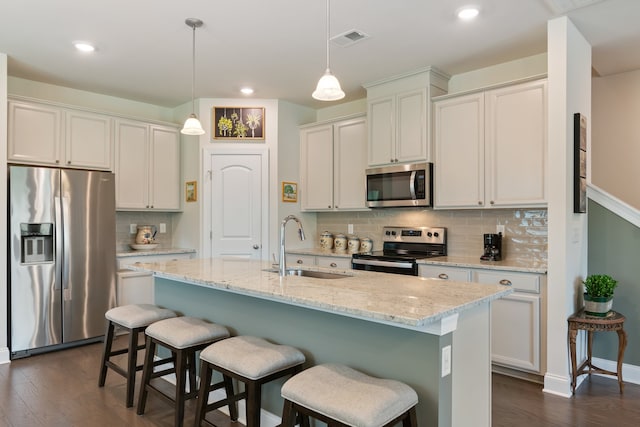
[333,234,347,252]
[359,237,373,253]
[347,235,360,254]
[319,231,334,250]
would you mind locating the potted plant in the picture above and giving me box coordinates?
[583,274,618,317]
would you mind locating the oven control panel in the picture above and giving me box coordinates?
[382,226,446,245]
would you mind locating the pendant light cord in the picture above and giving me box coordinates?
[191,22,196,114]
[325,0,331,70]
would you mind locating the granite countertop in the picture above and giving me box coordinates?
[116,248,196,258]
[287,248,547,274]
[128,257,512,333]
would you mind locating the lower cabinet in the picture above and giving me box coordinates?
[116,252,194,306]
[420,264,546,375]
[286,253,352,270]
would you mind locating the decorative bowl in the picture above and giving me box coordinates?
[130,243,159,251]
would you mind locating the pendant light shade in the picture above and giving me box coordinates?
[312,0,345,101]
[181,18,205,136]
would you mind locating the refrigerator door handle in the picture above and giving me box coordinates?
[61,196,71,294]
[54,196,64,292]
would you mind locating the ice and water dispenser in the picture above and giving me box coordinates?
[20,223,54,264]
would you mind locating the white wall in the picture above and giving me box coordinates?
[592,70,640,210]
[544,17,591,397]
[0,53,9,363]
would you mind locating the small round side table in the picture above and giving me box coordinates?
[567,309,627,394]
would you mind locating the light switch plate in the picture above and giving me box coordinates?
[129,224,137,234]
[442,345,451,377]
[159,223,167,233]
[348,224,354,234]
[496,225,505,236]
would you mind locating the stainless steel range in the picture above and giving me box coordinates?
[352,226,447,276]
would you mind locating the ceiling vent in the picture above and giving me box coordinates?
[330,29,370,47]
[544,0,606,14]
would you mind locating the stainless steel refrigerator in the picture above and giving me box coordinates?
[8,165,116,358]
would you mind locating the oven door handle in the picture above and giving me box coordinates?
[352,259,415,269]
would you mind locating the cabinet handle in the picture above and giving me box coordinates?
[252,244,260,249]
[335,205,338,208]
[499,279,512,286]
[330,262,337,268]
[67,160,71,165]
[490,200,495,205]
[478,201,482,205]
[328,205,331,208]
[55,160,60,164]
[297,259,304,264]
[395,158,398,162]
[438,273,449,280]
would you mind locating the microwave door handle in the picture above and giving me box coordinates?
[409,171,417,199]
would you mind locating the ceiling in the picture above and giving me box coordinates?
[1,0,638,110]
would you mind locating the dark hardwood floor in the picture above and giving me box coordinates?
[1,338,639,426]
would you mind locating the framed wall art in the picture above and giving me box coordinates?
[282,181,297,203]
[213,107,265,140]
[573,113,587,213]
[186,181,197,202]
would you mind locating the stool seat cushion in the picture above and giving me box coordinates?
[200,336,305,380]
[105,304,176,329]
[281,363,418,427]
[145,317,230,349]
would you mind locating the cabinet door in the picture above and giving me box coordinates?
[419,264,471,281]
[486,80,547,207]
[300,124,334,210]
[65,110,113,170]
[117,270,154,306]
[286,254,316,267]
[491,293,541,372]
[316,256,352,270]
[396,89,428,163]
[149,125,181,210]
[333,117,367,210]
[115,120,149,209]
[367,96,395,166]
[8,101,62,165]
[434,93,485,208]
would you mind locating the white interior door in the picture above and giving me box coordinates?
[210,152,266,259]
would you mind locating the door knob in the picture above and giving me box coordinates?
[252,244,260,249]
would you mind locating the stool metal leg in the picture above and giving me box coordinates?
[98,321,115,387]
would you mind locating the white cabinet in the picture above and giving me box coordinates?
[8,99,113,170]
[115,119,181,211]
[364,67,449,167]
[300,114,368,211]
[286,253,352,270]
[419,263,546,375]
[434,79,547,209]
[117,252,194,306]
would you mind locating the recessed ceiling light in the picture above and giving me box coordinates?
[74,42,95,52]
[240,87,254,95]
[457,6,480,20]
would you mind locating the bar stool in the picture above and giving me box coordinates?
[98,304,177,407]
[194,336,306,427]
[136,316,230,427]
[281,363,419,427]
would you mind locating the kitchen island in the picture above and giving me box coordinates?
[130,257,512,427]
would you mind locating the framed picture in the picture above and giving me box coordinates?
[213,107,265,140]
[282,181,297,203]
[186,181,197,202]
[573,113,587,213]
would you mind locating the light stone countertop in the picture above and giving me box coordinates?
[116,248,196,258]
[128,257,513,334]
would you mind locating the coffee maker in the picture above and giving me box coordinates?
[480,233,502,261]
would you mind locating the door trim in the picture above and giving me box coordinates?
[202,146,269,260]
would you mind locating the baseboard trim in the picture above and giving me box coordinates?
[542,372,573,397]
[592,357,640,385]
[0,347,10,364]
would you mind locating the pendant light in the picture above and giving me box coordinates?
[312,0,345,101]
[181,18,205,135]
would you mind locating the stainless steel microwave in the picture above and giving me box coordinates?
[365,162,433,208]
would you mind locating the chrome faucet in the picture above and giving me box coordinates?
[280,215,306,276]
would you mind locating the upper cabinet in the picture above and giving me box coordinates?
[300,114,368,211]
[363,67,449,167]
[115,120,181,211]
[434,79,547,209]
[8,99,112,170]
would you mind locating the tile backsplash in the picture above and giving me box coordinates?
[115,212,175,252]
[316,208,548,264]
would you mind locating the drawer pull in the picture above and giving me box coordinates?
[296,259,304,264]
[330,262,337,268]
[438,273,449,280]
[499,279,512,286]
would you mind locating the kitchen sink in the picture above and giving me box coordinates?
[264,268,350,280]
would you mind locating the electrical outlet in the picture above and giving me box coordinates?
[496,225,505,236]
[129,224,137,234]
[159,223,167,233]
[442,345,451,377]
[348,224,354,234]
